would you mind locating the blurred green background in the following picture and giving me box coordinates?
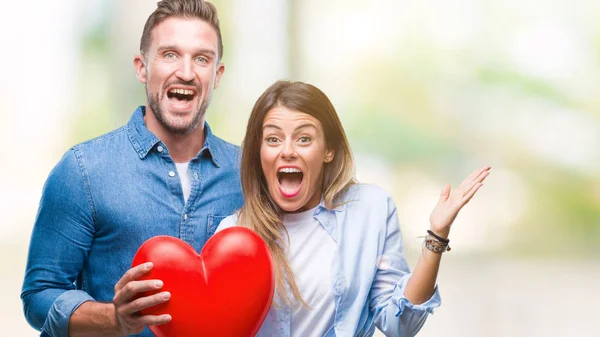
[1,0,598,336]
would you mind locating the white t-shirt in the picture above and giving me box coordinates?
[175,162,191,203]
[216,208,337,336]
[283,207,336,337]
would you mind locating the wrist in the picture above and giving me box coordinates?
[424,230,451,253]
[109,304,125,337]
[69,302,123,337]
[428,226,450,240]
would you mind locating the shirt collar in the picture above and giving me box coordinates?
[126,106,221,167]
[313,197,345,242]
[200,123,221,168]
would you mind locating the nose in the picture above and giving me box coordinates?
[280,140,297,160]
[175,58,195,82]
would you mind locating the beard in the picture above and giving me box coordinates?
[146,81,212,136]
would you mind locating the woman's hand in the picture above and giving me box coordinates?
[429,165,491,238]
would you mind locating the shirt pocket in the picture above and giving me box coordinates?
[207,214,228,237]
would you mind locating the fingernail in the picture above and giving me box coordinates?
[154,280,163,288]
[145,262,153,270]
[162,292,171,300]
[164,314,172,322]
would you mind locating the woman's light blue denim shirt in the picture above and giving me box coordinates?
[218,184,441,337]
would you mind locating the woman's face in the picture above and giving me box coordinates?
[261,105,334,213]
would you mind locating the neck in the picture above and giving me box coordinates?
[144,108,206,163]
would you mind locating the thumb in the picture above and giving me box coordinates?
[439,184,451,202]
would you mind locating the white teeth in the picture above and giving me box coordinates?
[169,89,194,95]
[278,168,302,173]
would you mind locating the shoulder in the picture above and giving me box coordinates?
[69,126,129,160]
[210,133,241,168]
[334,183,398,222]
[211,134,240,154]
[337,183,393,205]
[50,125,125,176]
[44,125,133,187]
[215,213,240,233]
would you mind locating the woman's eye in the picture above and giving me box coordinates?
[298,137,311,143]
[266,137,280,143]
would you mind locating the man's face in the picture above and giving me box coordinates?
[135,17,224,135]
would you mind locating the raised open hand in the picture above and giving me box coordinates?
[429,165,491,238]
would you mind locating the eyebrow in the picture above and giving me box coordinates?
[156,45,216,56]
[263,123,318,132]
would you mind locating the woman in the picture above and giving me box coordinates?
[217,80,490,337]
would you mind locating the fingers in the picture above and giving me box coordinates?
[118,290,171,315]
[439,184,451,202]
[113,262,172,335]
[472,165,491,179]
[115,262,153,292]
[136,314,172,327]
[474,168,491,184]
[462,182,483,204]
[113,279,165,305]
[458,165,491,193]
[115,310,172,334]
[113,281,171,334]
[461,171,490,196]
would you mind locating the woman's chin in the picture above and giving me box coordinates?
[276,200,303,213]
[273,194,306,213]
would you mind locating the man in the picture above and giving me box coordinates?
[21,1,243,336]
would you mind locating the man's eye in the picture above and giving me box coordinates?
[196,56,208,63]
[164,52,177,59]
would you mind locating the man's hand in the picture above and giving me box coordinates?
[113,262,172,335]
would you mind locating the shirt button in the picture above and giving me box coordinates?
[168,171,175,177]
[333,286,341,295]
[184,214,188,220]
[157,145,164,152]
[333,279,344,295]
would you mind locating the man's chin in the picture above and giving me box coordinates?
[162,120,193,134]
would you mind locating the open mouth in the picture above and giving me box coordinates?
[166,88,196,102]
[277,167,304,197]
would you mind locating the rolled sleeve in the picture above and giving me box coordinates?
[391,275,441,317]
[41,290,95,337]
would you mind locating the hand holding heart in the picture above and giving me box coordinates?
[120,227,274,337]
[429,165,491,238]
[112,262,172,335]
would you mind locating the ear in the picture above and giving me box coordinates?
[324,150,335,163]
[213,62,225,89]
[134,54,147,84]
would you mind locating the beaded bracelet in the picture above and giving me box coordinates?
[424,236,451,253]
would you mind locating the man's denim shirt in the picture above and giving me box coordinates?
[218,184,441,337]
[21,106,244,337]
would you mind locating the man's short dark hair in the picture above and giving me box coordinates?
[140,0,223,60]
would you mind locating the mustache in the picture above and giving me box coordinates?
[164,79,202,93]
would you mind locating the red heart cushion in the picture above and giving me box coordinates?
[132,227,274,337]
